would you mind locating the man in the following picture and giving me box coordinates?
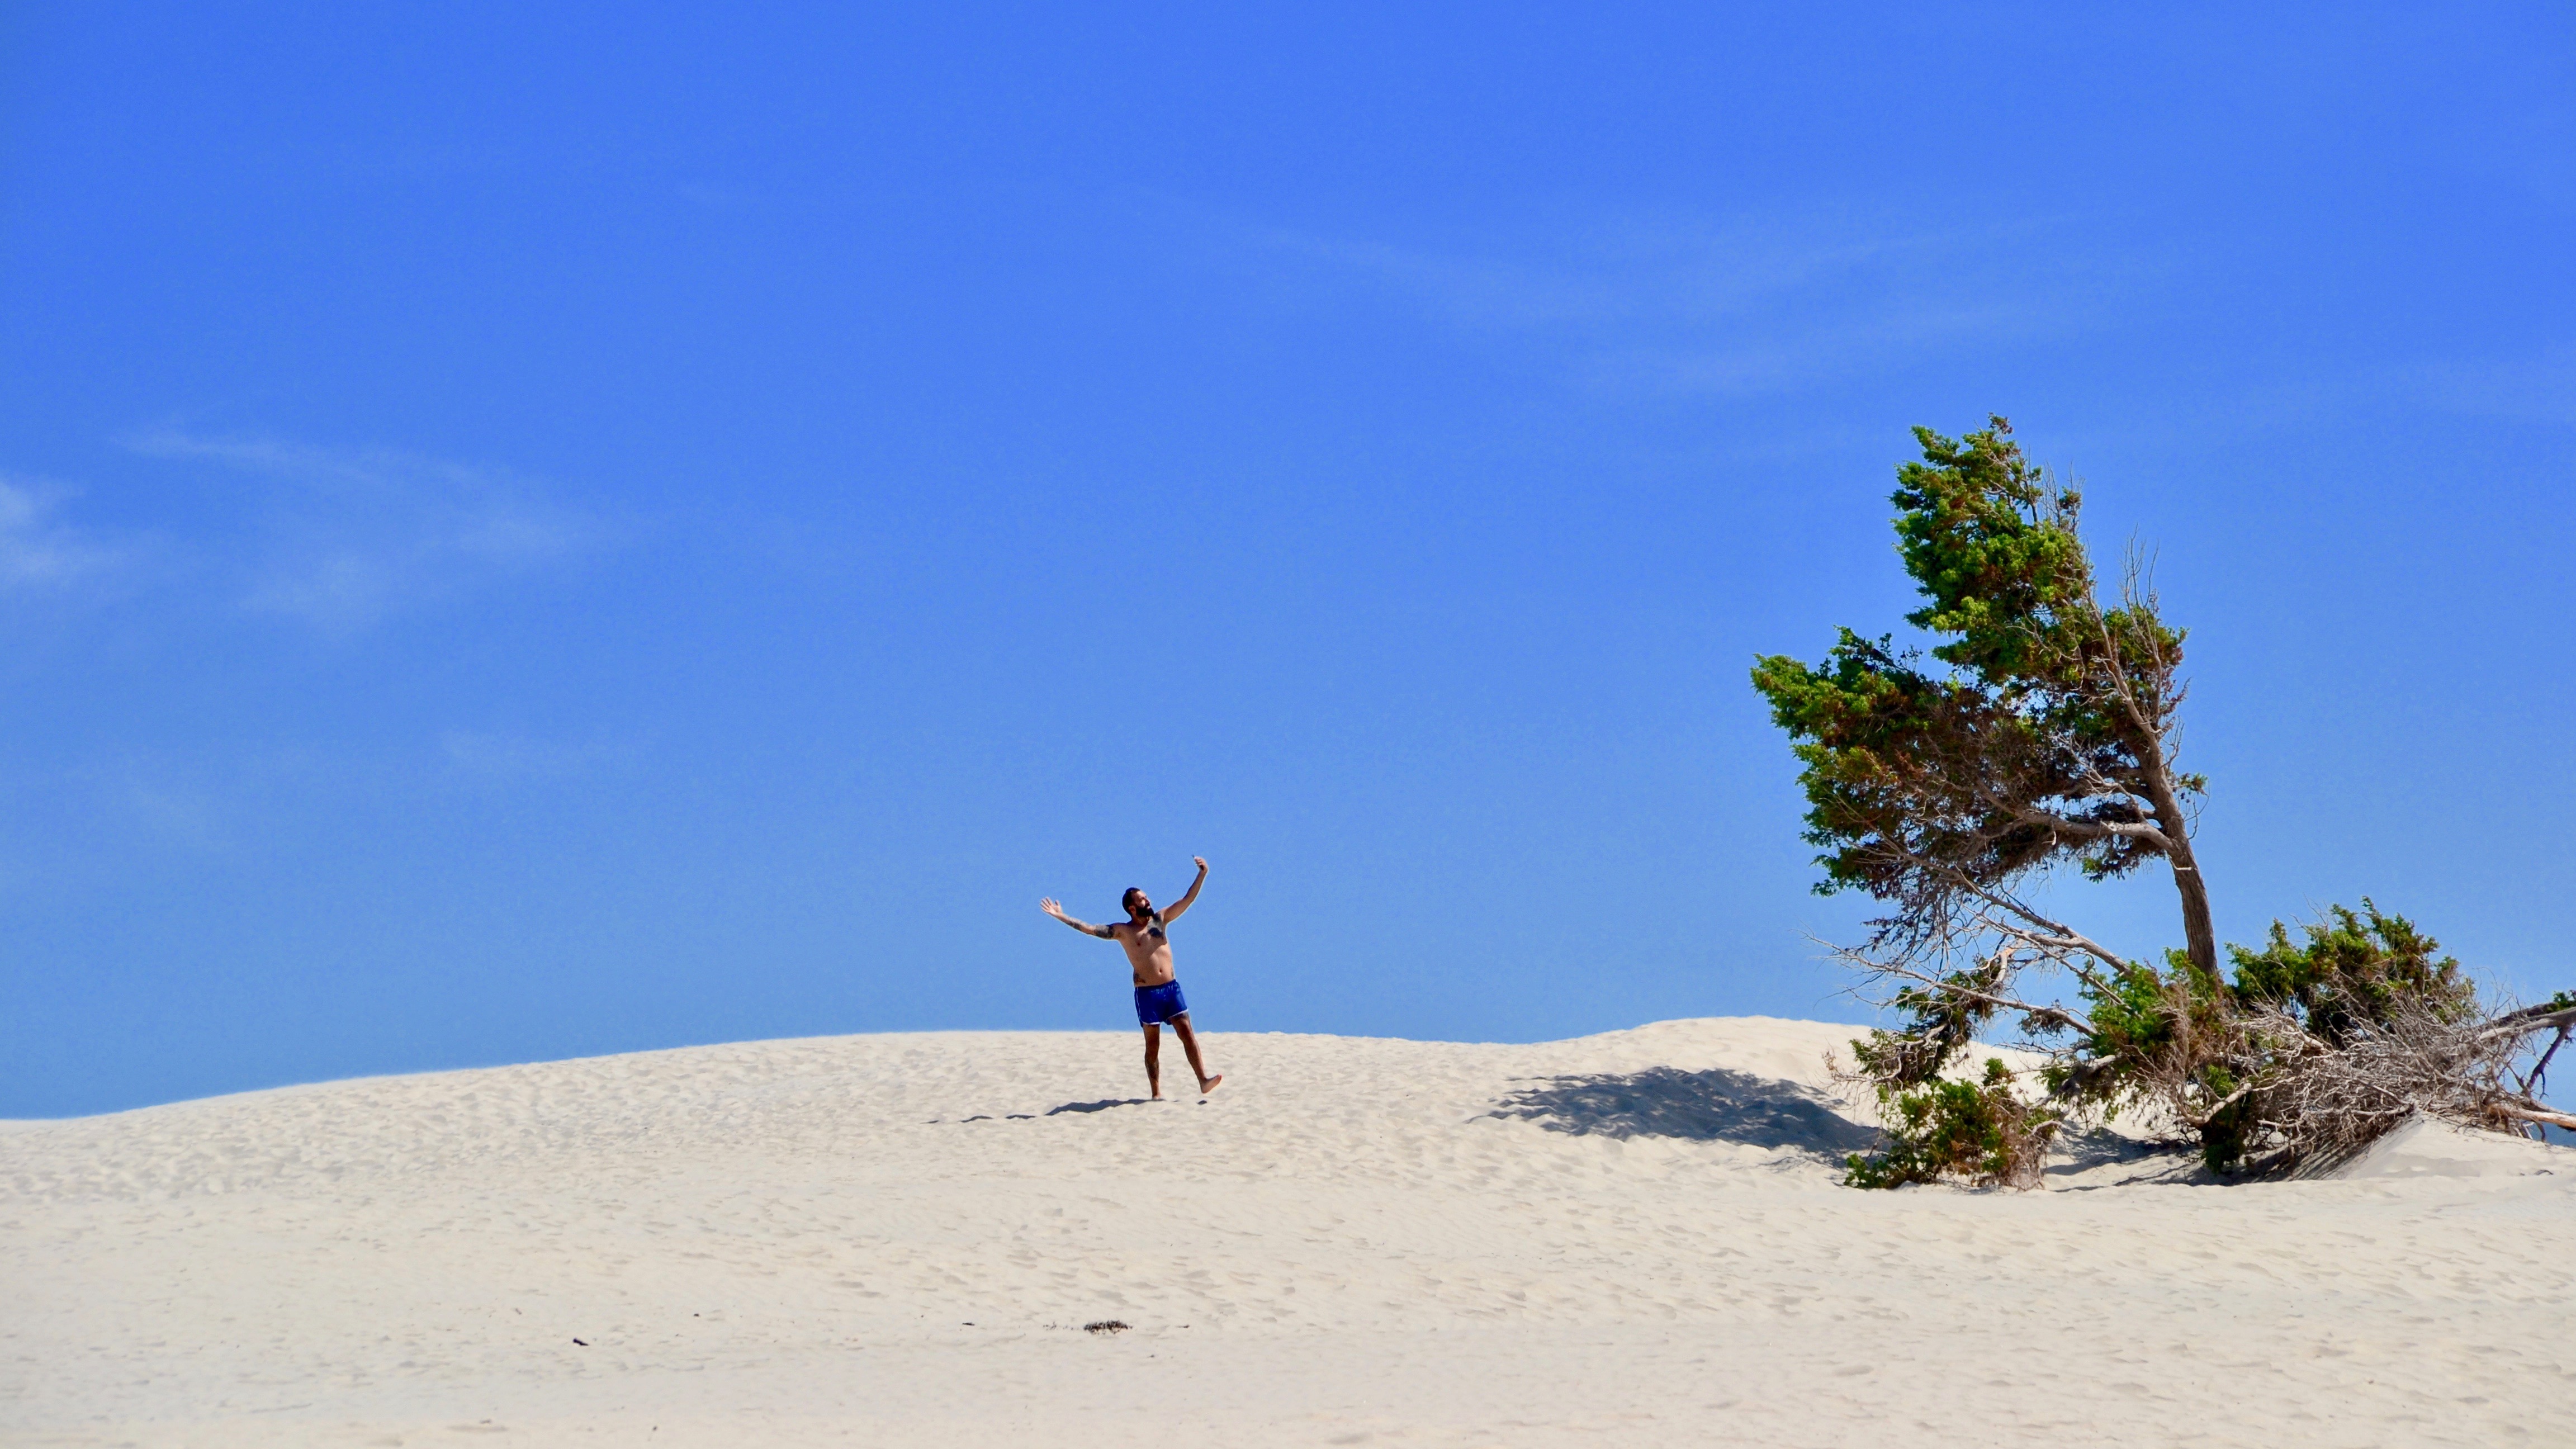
[1040,855,1222,1099]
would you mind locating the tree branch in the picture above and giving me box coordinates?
[2480,1005,2576,1041]
[2011,807,2174,851]
[1856,953,2101,1039]
[2489,1101,2576,1133]
[1941,870,2134,977]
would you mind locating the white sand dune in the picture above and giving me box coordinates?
[4,1017,2569,1447]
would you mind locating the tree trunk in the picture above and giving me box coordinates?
[2138,773,2218,979]
[2163,840,2218,980]
[2095,612,2219,980]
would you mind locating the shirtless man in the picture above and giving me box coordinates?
[1040,856,1222,1099]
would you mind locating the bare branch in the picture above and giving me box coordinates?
[2482,1004,2576,1040]
[2489,1101,2576,1134]
[2009,807,2175,851]
[1845,950,2101,1038]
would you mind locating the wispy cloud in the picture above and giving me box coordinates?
[124,429,620,634]
[440,729,640,782]
[2405,342,2576,427]
[49,752,234,853]
[1263,216,1942,326]
[0,474,129,591]
[1200,203,2130,397]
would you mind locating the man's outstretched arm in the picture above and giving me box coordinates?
[1160,856,1210,923]
[1040,897,1116,939]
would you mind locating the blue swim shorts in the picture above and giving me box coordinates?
[1134,979,1188,1026]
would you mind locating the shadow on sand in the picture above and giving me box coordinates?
[1485,1067,1881,1156]
[1045,1097,1155,1116]
[2053,1125,2174,1172]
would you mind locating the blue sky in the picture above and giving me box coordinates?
[3,3,2570,1117]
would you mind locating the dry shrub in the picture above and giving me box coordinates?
[1840,905,2576,1185]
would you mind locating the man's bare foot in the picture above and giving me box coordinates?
[1198,1075,1222,1096]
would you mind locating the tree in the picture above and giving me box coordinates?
[1753,417,2574,1182]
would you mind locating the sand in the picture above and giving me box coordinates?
[4,1017,2569,1447]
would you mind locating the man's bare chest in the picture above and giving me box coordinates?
[1114,920,1171,958]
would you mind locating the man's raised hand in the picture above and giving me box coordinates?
[1043,898,1114,937]
[1163,858,1210,923]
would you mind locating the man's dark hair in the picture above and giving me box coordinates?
[1122,887,1147,913]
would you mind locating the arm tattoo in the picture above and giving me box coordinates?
[1053,911,1111,939]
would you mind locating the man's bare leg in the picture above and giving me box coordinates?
[1168,1014,1222,1096]
[1141,1022,1163,1099]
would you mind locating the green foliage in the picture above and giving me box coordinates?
[1892,424,2089,680]
[2049,950,2210,1110]
[1846,1058,2059,1189]
[1749,631,2075,899]
[2226,901,2472,1044]
[1848,953,2016,1090]
[2049,909,2479,1173]
[1748,416,2208,968]
[1755,417,2558,1183]
[1852,904,2488,1176]
[2075,951,2191,1064]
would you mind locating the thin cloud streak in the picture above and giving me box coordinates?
[0,475,129,591]
[2405,342,2576,427]
[124,429,622,634]
[1196,202,2132,396]
[441,730,642,782]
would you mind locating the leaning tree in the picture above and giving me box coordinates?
[1751,417,2574,1185]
